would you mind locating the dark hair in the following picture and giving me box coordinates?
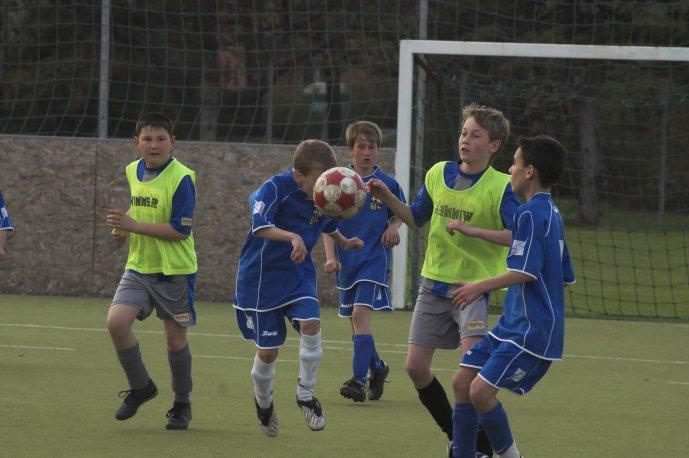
[346,120,382,149]
[135,112,174,137]
[518,135,566,188]
[293,139,337,176]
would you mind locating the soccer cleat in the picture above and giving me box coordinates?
[296,395,326,431]
[115,379,158,420]
[367,361,390,400]
[165,401,192,430]
[476,454,490,458]
[254,397,279,437]
[339,378,366,403]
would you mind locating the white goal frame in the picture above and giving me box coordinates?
[391,39,689,309]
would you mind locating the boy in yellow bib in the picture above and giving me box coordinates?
[367,103,518,457]
[106,112,197,430]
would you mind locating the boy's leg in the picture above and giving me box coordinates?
[163,320,193,430]
[107,303,157,420]
[471,379,519,458]
[294,318,325,431]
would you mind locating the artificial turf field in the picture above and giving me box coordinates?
[1,294,688,457]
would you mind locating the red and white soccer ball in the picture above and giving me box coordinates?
[313,167,366,219]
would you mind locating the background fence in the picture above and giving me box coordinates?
[1,1,688,319]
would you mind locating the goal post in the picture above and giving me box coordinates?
[391,39,689,310]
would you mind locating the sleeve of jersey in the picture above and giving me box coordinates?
[506,210,544,280]
[170,175,196,235]
[561,240,576,285]
[251,179,280,234]
[410,184,433,227]
[0,195,13,231]
[499,183,521,230]
[323,220,339,234]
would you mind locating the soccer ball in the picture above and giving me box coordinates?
[313,167,366,219]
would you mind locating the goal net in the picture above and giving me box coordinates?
[393,40,689,320]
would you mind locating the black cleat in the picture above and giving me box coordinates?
[367,361,390,400]
[254,397,279,437]
[115,379,158,420]
[165,401,192,430]
[296,395,326,431]
[340,378,366,403]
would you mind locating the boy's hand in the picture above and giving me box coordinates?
[446,219,477,237]
[290,234,307,263]
[381,226,400,247]
[324,259,341,273]
[107,209,137,233]
[341,237,364,251]
[365,179,392,202]
[452,282,484,310]
[111,227,128,244]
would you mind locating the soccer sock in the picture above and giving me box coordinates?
[417,375,453,441]
[251,353,276,409]
[479,402,519,457]
[297,331,323,401]
[116,342,150,390]
[369,335,384,371]
[352,334,373,382]
[168,344,192,404]
[477,426,493,456]
[452,403,479,458]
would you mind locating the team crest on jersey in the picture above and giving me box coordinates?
[369,197,383,211]
[510,239,526,257]
[309,206,323,225]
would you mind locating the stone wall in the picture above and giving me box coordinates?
[0,135,394,305]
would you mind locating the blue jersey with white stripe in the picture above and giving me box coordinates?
[334,166,406,289]
[0,191,13,231]
[490,193,575,360]
[234,171,339,312]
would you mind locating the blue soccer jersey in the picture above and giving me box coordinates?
[334,166,406,289]
[0,191,13,231]
[490,193,576,360]
[233,171,339,312]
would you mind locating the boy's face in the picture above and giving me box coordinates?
[509,147,532,195]
[293,168,324,199]
[350,134,378,173]
[458,117,500,167]
[135,126,175,168]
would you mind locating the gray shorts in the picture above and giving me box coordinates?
[111,270,196,327]
[408,278,488,349]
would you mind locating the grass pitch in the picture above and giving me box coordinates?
[1,294,688,457]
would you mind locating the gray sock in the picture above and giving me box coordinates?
[168,344,192,404]
[116,342,150,390]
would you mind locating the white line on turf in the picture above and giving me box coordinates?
[667,381,689,385]
[2,322,688,366]
[0,343,75,351]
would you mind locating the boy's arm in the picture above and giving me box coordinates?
[446,219,512,247]
[327,230,364,251]
[322,232,341,273]
[107,209,188,241]
[452,270,534,309]
[366,179,417,228]
[381,216,403,247]
[254,226,307,263]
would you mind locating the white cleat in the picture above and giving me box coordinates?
[254,398,279,437]
[296,395,326,431]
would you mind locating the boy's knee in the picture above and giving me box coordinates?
[468,378,493,409]
[299,319,320,336]
[404,359,430,383]
[106,313,129,337]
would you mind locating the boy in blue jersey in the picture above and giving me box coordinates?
[322,121,405,403]
[106,112,198,430]
[368,103,519,457]
[0,190,14,262]
[234,139,363,436]
[449,135,575,458]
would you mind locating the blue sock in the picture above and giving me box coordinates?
[479,402,514,454]
[352,334,373,383]
[452,403,479,458]
[369,335,384,371]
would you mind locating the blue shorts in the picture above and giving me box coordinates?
[460,334,552,395]
[338,281,392,317]
[236,299,320,349]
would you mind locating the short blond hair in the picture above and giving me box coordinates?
[292,139,337,176]
[461,103,510,150]
[345,120,382,149]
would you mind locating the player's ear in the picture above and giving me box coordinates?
[489,139,501,154]
[292,169,304,183]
